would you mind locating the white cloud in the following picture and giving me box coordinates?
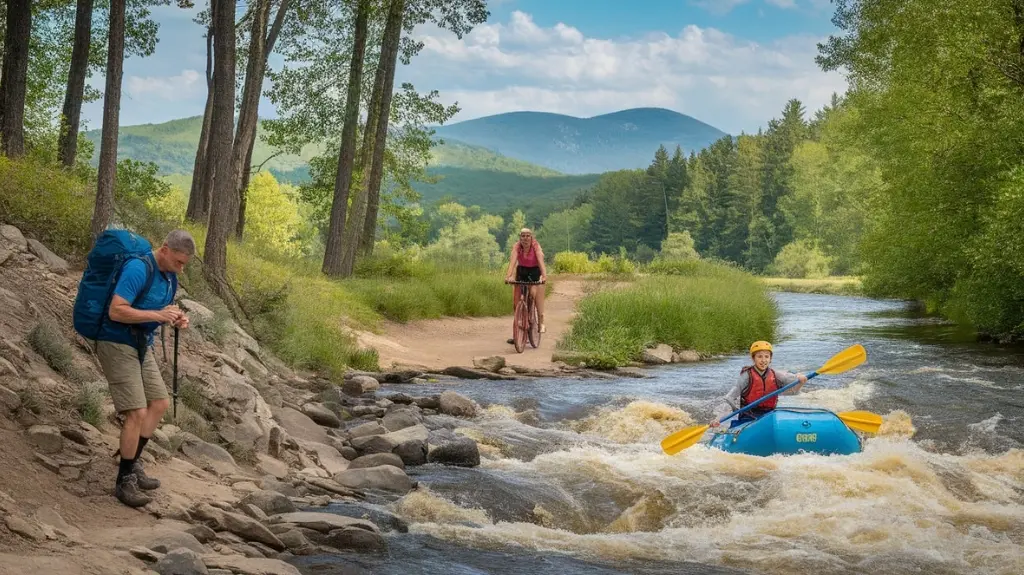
[125,69,203,100]
[690,0,751,16]
[400,11,847,134]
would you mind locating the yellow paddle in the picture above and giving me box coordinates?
[836,410,883,434]
[660,344,868,456]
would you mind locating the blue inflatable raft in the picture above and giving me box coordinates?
[708,407,862,456]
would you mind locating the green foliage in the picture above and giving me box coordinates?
[423,202,504,268]
[114,158,177,235]
[241,172,309,258]
[658,231,700,261]
[553,251,596,274]
[559,263,777,366]
[816,0,1024,336]
[0,156,93,257]
[535,204,594,255]
[770,240,832,279]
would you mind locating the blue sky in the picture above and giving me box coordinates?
[82,0,846,135]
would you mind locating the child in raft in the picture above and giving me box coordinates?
[710,340,808,428]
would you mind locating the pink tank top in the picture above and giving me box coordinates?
[517,241,539,267]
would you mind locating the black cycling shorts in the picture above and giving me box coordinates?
[516,265,541,282]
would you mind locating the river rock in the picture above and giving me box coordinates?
[414,395,440,409]
[439,391,478,418]
[26,239,69,274]
[273,407,328,444]
[268,512,379,534]
[96,524,206,555]
[348,453,405,470]
[324,526,386,552]
[672,350,701,363]
[427,437,480,467]
[179,432,239,476]
[343,376,379,397]
[154,548,208,575]
[190,503,285,551]
[217,413,265,452]
[394,440,427,467]
[26,425,63,454]
[185,524,217,543]
[642,344,673,365]
[381,408,421,432]
[350,433,397,454]
[301,441,349,475]
[348,421,386,439]
[202,555,301,575]
[333,465,414,494]
[240,490,296,516]
[300,403,340,428]
[472,355,506,372]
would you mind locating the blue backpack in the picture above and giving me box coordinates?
[73,229,163,349]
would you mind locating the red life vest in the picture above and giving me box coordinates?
[741,366,778,413]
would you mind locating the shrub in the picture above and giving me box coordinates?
[770,240,832,279]
[0,156,93,257]
[27,320,82,381]
[553,251,595,274]
[559,262,777,366]
[74,383,106,428]
[659,231,700,261]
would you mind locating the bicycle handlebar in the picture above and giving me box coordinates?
[505,280,546,285]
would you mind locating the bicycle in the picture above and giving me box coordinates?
[505,280,544,353]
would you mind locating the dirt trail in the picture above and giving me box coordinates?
[366,279,588,371]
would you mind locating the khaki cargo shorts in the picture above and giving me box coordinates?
[95,341,169,413]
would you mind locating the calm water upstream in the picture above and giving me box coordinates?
[294,292,1024,575]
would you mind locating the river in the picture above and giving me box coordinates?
[294,292,1024,575]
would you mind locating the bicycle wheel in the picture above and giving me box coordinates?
[528,298,541,348]
[513,300,528,353]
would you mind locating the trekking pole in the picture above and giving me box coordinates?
[172,326,179,421]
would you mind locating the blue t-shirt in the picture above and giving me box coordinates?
[114,258,176,312]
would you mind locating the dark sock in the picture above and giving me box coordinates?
[117,457,136,483]
[134,436,150,460]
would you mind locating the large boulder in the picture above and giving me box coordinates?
[439,391,478,418]
[394,440,427,467]
[301,403,340,428]
[273,407,328,444]
[201,555,301,575]
[343,375,379,397]
[642,344,674,365]
[240,490,296,516]
[472,355,506,372]
[191,503,285,551]
[26,239,68,274]
[178,432,239,476]
[267,512,379,534]
[348,421,387,439]
[154,548,208,575]
[332,465,414,494]
[217,412,265,452]
[300,441,349,475]
[427,437,481,468]
[381,408,421,432]
[348,453,404,470]
[0,224,27,252]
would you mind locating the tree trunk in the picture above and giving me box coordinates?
[90,0,126,238]
[58,0,94,168]
[186,21,215,223]
[322,0,370,276]
[203,0,247,325]
[0,0,32,158]
[338,0,404,277]
[232,0,274,239]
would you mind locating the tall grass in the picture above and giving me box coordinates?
[0,156,93,257]
[760,276,863,296]
[345,271,509,322]
[559,261,777,367]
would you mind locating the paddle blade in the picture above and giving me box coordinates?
[818,344,867,375]
[838,410,883,434]
[661,424,710,456]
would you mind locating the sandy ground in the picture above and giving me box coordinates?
[364,279,587,371]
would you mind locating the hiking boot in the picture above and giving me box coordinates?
[132,460,160,490]
[115,474,152,508]
[507,338,515,345]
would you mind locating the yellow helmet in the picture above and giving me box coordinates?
[749,341,773,356]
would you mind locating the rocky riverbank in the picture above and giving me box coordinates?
[0,222,543,575]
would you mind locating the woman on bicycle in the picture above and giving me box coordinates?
[505,228,547,340]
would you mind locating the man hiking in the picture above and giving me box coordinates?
[73,229,194,508]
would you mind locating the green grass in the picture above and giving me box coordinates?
[760,276,863,296]
[0,156,93,258]
[559,261,777,367]
[345,271,510,322]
